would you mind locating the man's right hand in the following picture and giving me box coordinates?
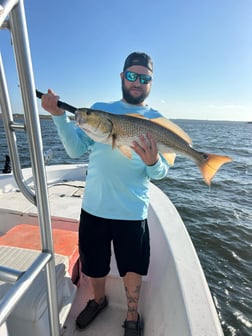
[41,89,64,116]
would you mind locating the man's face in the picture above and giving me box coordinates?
[121,65,152,105]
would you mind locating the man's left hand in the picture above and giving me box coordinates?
[131,133,159,166]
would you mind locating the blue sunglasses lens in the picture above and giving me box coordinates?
[125,71,152,84]
[125,71,137,82]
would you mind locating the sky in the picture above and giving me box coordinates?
[1,0,251,121]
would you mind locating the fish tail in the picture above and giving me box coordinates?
[199,153,232,185]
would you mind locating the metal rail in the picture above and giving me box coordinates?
[0,1,60,335]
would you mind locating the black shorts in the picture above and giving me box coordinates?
[79,209,150,277]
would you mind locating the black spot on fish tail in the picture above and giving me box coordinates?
[198,151,209,160]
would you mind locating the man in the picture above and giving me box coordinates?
[41,52,169,336]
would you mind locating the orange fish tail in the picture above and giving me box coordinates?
[199,153,232,185]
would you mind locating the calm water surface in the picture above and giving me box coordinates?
[0,117,251,336]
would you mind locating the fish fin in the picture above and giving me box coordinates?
[161,152,176,166]
[118,145,133,159]
[199,153,232,185]
[127,114,192,145]
[127,113,147,119]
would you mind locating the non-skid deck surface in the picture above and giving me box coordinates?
[63,304,127,336]
[0,180,84,221]
[62,274,128,336]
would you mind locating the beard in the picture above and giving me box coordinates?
[121,79,150,105]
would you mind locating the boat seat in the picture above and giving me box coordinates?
[0,224,79,279]
[0,246,76,336]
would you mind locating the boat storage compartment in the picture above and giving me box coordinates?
[0,246,76,336]
[0,223,79,278]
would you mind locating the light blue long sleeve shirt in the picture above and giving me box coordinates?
[52,100,169,220]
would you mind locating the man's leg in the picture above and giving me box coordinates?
[76,210,110,329]
[112,218,149,335]
[91,276,107,304]
[123,272,142,321]
[76,275,108,329]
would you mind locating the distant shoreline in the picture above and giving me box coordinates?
[0,114,74,120]
[0,113,250,123]
[0,113,51,119]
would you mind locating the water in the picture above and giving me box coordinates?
[0,117,251,336]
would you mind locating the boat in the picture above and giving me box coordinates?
[0,1,224,335]
[0,163,224,336]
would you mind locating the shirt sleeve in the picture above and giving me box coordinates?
[52,112,94,158]
[146,154,169,180]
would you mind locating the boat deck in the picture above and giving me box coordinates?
[63,274,128,336]
[0,173,84,235]
[0,166,129,335]
[0,165,224,336]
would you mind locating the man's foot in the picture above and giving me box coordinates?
[76,296,108,329]
[122,314,143,336]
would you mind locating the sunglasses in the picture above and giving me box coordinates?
[124,71,152,85]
